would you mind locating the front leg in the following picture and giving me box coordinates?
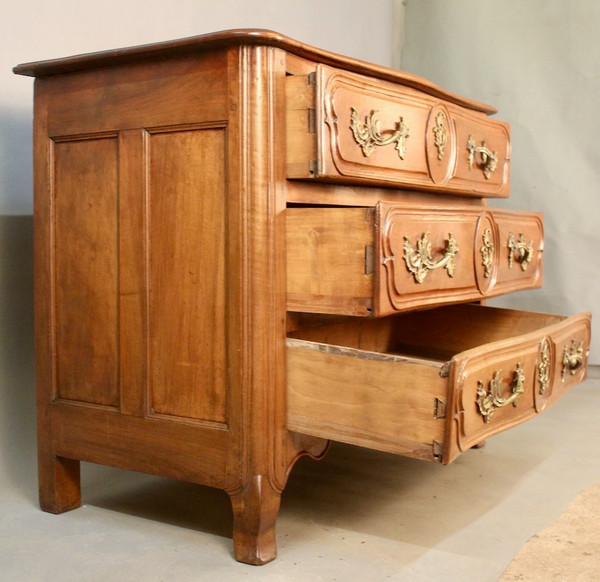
[228,475,282,565]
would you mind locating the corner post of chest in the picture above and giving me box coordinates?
[225,43,327,564]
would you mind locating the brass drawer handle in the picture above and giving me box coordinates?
[506,232,533,271]
[562,339,584,381]
[403,231,459,284]
[477,363,525,423]
[507,232,533,271]
[467,135,497,179]
[350,107,410,159]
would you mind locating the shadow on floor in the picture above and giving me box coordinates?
[80,432,546,551]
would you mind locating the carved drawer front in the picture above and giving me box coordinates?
[286,203,543,316]
[286,65,511,197]
[286,304,591,464]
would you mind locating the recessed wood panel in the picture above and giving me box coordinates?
[148,127,228,424]
[53,136,119,406]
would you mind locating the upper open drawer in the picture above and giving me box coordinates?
[286,65,511,197]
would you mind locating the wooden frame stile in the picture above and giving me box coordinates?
[34,77,83,514]
[226,44,327,565]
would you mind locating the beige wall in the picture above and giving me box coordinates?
[400,0,599,363]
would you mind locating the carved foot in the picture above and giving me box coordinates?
[38,455,81,514]
[229,475,282,565]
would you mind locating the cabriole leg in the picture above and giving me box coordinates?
[229,475,282,565]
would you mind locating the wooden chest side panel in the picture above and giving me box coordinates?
[148,127,228,425]
[52,136,119,407]
[45,52,229,137]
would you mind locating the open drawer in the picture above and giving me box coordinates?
[286,64,511,197]
[286,304,591,464]
[287,202,543,316]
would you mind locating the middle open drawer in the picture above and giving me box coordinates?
[287,202,543,316]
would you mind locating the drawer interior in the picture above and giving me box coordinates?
[288,303,564,363]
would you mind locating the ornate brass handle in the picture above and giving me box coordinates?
[467,135,497,179]
[403,232,459,284]
[507,232,533,271]
[350,107,410,159]
[477,363,525,423]
[562,340,584,381]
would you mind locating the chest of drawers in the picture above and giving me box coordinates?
[14,29,591,565]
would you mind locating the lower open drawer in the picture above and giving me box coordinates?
[286,304,591,464]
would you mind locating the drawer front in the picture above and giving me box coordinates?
[377,204,544,313]
[377,204,481,314]
[286,306,592,465]
[286,203,543,316]
[493,210,544,294]
[286,65,511,197]
[445,310,591,463]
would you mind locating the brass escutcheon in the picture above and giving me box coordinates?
[538,339,552,396]
[480,227,494,279]
[432,111,448,161]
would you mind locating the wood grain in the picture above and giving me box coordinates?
[286,305,591,465]
[53,136,119,407]
[287,338,446,461]
[148,127,228,424]
[20,31,590,565]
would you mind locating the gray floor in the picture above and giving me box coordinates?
[1,368,599,582]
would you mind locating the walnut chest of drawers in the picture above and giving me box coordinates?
[14,29,591,565]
